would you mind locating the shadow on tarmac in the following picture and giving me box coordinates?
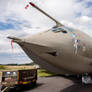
[60,84,92,92]
[54,75,92,92]
[22,83,44,92]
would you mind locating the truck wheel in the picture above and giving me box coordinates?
[32,81,37,86]
[5,87,16,92]
[5,87,12,92]
[15,86,21,92]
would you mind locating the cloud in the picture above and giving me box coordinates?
[0,53,31,64]
[76,16,92,23]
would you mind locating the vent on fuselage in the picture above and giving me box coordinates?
[47,51,57,56]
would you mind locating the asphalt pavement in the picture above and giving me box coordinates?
[23,76,92,92]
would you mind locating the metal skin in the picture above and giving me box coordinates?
[8,2,92,75]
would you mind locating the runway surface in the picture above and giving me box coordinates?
[23,76,92,92]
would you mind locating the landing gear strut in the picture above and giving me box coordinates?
[82,75,92,84]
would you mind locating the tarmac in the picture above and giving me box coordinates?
[23,76,92,92]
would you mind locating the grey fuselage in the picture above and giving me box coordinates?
[15,26,92,75]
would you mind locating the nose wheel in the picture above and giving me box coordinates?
[82,75,92,84]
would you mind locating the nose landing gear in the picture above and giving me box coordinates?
[82,75,92,84]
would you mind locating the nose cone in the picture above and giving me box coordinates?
[7,36,21,42]
[7,31,53,47]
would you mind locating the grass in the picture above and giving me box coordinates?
[38,69,55,77]
[0,65,55,77]
[0,65,6,70]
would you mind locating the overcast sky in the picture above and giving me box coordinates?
[0,0,92,64]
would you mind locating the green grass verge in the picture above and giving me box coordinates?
[38,69,56,77]
[0,65,6,70]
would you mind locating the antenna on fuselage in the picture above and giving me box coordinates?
[29,2,63,27]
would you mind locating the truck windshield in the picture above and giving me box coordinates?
[2,71,17,83]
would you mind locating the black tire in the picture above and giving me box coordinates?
[5,87,16,92]
[15,86,21,92]
[32,81,37,86]
[5,87,11,92]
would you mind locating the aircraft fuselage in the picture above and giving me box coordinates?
[16,26,92,75]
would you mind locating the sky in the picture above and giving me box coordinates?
[0,0,92,64]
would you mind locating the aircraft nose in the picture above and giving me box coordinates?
[7,36,22,43]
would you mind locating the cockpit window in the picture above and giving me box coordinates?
[52,27,67,33]
[52,26,74,34]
